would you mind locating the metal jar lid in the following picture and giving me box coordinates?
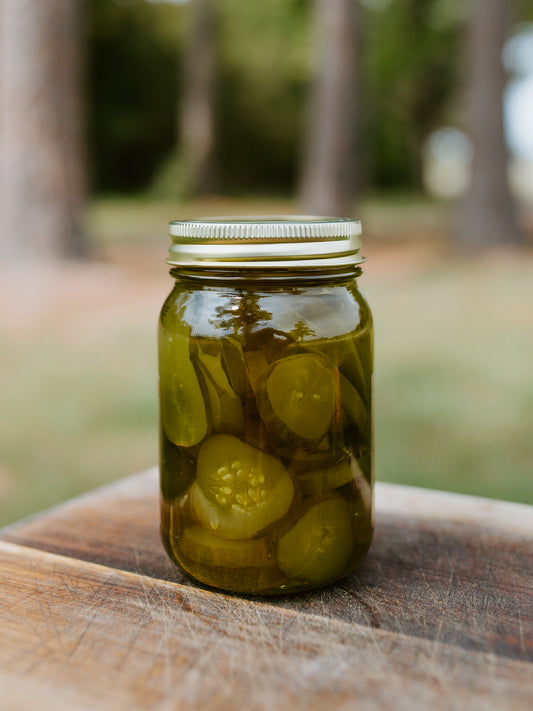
[167,216,364,268]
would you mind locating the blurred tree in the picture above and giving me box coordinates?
[86,0,533,203]
[215,0,309,194]
[87,0,464,198]
[87,0,181,194]
[179,0,217,195]
[458,0,524,249]
[362,0,461,191]
[298,0,359,216]
[0,0,87,261]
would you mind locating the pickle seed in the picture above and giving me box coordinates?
[216,495,228,505]
[217,465,230,476]
[316,525,333,553]
[231,460,242,471]
[221,486,233,495]
[221,473,234,483]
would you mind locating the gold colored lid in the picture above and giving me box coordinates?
[167,216,364,268]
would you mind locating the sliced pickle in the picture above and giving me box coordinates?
[293,335,370,405]
[339,343,370,405]
[196,350,245,435]
[160,434,196,500]
[196,350,233,393]
[356,451,373,485]
[192,434,294,539]
[287,436,343,473]
[159,324,208,447]
[178,558,289,594]
[180,525,273,568]
[216,392,245,434]
[221,337,249,397]
[288,336,351,369]
[277,495,354,586]
[349,472,373,526]
[244,350,270,394]
[339,373,369,438]
[259,354,336,442]
[193,336,221,357]
[295,458,358,496]
[198,366,223,425]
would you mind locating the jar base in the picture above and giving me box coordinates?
[161,526,373,596]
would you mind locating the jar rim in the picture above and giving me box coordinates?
[167,215,364,268]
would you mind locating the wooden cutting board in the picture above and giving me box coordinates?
[1,469,532,710]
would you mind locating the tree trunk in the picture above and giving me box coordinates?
[458,0,523,249]
[179,0,217,196]
[0,0,87,263]
[298,0,359,217]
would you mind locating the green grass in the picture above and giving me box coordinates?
[366,254,533,504]
[0,323,158,524]
[0,195,531,527]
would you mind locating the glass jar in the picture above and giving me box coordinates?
[158,217,373,594]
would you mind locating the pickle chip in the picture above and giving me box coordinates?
[244,350,270,394]
[179,557,289,595]
[160,434,197,500]
[338,341,370,405]
[196,351,232,392]
[159,326,208,447]
[221,337,249,397]
[196,350,245,435]
[277,496,354,586]
[288,438,345,474]
[259,354,336,442]
[295,458,357,496]
[192,434,294,539]
[180,525,273,568]
[339,373,369,438]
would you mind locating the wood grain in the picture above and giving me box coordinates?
[2,469,532,664]
[1,539,532,711]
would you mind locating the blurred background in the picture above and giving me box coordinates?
[0,0,532,526]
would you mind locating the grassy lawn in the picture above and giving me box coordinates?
[367,250,533,504]
[0,195,531,527]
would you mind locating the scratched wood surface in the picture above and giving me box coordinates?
[1,469,532,710]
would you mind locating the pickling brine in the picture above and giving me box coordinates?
[159,217,374,594]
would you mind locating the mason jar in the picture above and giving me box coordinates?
[158,217,374,594]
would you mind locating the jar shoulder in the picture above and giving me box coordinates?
[160,279,372,340]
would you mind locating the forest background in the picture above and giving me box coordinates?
[0,0,532,526]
